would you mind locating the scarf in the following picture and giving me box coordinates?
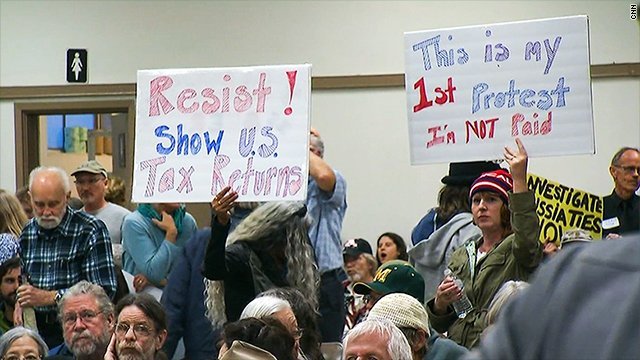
[137,204,186,234]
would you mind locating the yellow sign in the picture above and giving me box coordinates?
[527,174,603,243]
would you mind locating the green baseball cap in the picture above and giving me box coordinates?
[353,260,425,303]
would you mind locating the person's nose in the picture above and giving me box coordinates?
[124,326,136,340]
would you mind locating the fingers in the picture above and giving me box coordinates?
[212,188,238,212]
[515,137,527,155]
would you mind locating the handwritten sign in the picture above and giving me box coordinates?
[404,16,593,164]
[527,173,603,243]
[132,64,311,203]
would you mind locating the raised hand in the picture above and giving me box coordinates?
[211,186,238,225]
[504,137,529,193]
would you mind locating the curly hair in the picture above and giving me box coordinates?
[205,201,319,327]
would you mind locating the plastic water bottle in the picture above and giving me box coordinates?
[444,269,474,318]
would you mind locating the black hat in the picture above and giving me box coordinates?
[441,161,502,186]
[343,238,373,258]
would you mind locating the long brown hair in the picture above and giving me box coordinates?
[436,185,471,223]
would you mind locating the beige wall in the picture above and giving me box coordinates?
[1,1,638,242]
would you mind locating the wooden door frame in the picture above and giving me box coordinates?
[14,100,136,198]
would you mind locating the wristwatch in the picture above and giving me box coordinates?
[54,289,65,305]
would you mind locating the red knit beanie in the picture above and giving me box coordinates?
[469,169,513,204]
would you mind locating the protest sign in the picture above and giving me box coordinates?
[404,16,593,164]
[527,173,603,243]
[132,64,311,202]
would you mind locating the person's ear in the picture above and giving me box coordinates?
[609,165,617,179]
[156,329,168,349]
[416,329,428,351]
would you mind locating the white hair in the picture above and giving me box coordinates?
[343,319,412,360]
[240,296,291,320]
[28,166,71,194]
[486,280,529,326]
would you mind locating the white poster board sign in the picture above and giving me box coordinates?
[132,64,311,202]
[404,16,593,164]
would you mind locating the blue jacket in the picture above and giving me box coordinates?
[161,228,219,359]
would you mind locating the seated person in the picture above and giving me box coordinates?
[0,327,48,360]
[105,293,168,360]
[240,296,303,359]
[259,288,323,360]
[343,318,412,360]
[342,238,377,332]
[368,293,468,360]
[219,317,296,360]
[485,280,529,329]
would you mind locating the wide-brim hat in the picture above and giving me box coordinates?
[441,161,502,186]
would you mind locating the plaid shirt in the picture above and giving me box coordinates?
[19,206,117,313]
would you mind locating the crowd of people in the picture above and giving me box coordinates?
[0,132,637,359]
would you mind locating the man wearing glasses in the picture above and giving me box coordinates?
[105,293,167,360]
[48,281,114,359]
[603,147,640,238]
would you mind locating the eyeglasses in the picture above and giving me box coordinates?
[115,323,154,337]
[62,310,101,327]
[74,177,105,186]
[614,165,640,175]
[2,355,41,360]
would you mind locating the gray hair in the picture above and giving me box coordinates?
[205,201,319,327]
[486,280,529,326]
[309,134,325,158]
[0,327,49,358]
[610,147,640,166]
[58,280,115,320]
[361,253,378,278]
[343,319,412,360]
[240,295,291,319]
[28,166,71,194]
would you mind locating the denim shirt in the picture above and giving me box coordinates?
[306,170,347,272]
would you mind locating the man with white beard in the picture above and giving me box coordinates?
[18,166,117,347]
[48,281,114,359]
[342,238,377,332]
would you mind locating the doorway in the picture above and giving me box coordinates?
[14,100,136,209]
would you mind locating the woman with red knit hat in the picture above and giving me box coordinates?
[426,138,543,349]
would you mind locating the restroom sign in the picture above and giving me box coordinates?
[67,49,88,83]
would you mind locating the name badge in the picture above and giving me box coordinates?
[602,217,620,230]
